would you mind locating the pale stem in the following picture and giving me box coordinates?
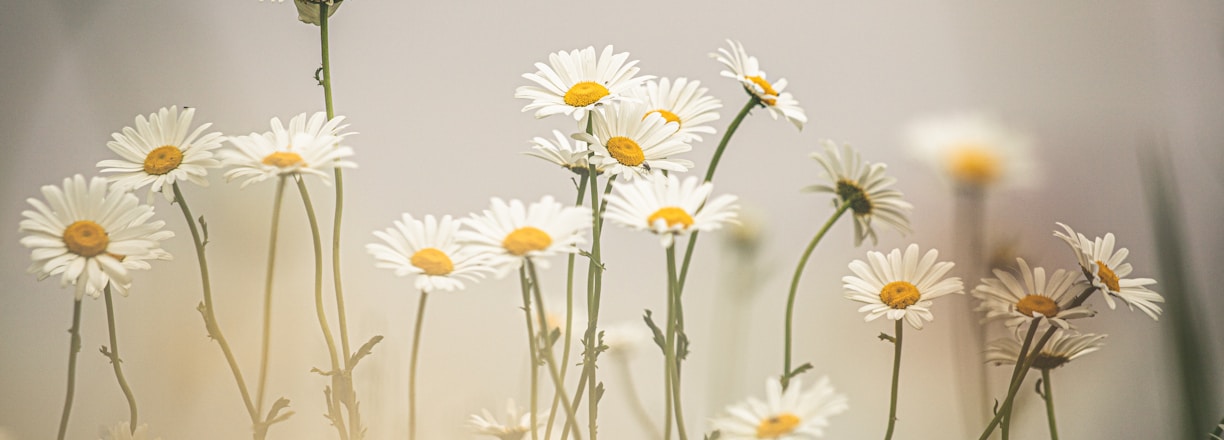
[546,176,589,440]
[518,266,540,440]
[1042,369,1058,440]
[102,285,138,433]
[526,261,585,440]
[408,291,429,440]
[318,1,352,367]
[883,320,903,440]
[782,200,850,389]
[954,185,991,426]
[665,244,688,440]
[614,356,661,440]
[256,177,287,416]
[56,299,83,440]
[582,168,610,440]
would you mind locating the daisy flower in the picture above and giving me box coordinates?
[601,320,652,359]
[905,113,1036,189]
[515,45,652,121]
[366,213,492,293]
[711,376,848,440]
[469,399,537,440]
[640,77,722,142]
[96,106,224,202]
[843,244,964,330]
[1054,223,1164,320]
[522,129,601,176]
[99,422,160,440]
[220,112,355,188]
[985,329,1106,370]
[973,258,1095,331]
[573,99,693,181]
[804,140,912,246]
[712,39,807,130]
[460,196,592,277]
[604,174,739,248]
[20,175,173,299]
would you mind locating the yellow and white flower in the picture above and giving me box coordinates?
[905,113,1036,189]
[843,244,963,330]
[712,39,806,130]
[523,129,600,176]
[711,376,848,440]
[805,140,912,246]
[516,45,652,121]
[96,106,223,202]
[1054,223,1164,320]
[604,174,739,248]
[366,214,492,293]
[469,399,537,440]
[573,99,693,181]
[99,422,160,440]
[221,112,355,188]
[640,77,722,142]
[985,329,1106,370]
[974,258,1095,331]
[460,196,592,277]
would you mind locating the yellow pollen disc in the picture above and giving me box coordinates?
[606,136,645,167]
[835,179,874,215]
[1016,294,1060,318]
[946,144,1002,186]
[503,226,553,256]
[410,247,454,276]
[563,81,610,107]
[63,220,109,257]
[1095,261,1120,292]
[879,281,921,309]
[755,413,801,438]
[143,145,184,175]
[262,151,305,168]
[647,206,694,229]
[644,109,682,126]
[745,75,778,105]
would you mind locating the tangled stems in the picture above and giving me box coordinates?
[256,177,287,417]
[56,299,82,440]
[523,261,585,440]
[545,176,588,440]
[781,200,851,389]
[319,1,353,368]
[1041,369,1059,440]
[102,285,138,433]
[582,167,612,440]
[408,291,429,440]
[665,245,689,440]
[883,321,903,440]
[518,266,540,440]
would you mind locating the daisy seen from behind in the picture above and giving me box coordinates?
[469,399,537,440]
[843,243,964,330]
[523,129,602,176]
[905,113,1036,189]
[221,112,355,188]
[974,258,1095,332]
[711,376,848,440]
[805,140,912,246]
[573,98,693,181]
[640,77,722,142]
[604,173,739,248]
[460,196,592,277]
[516,45,652,121]
[985,328,1106,370]
[712,39,806,130]
[366,213,492,293]
[1054,223,1164,320]
[96,106,223,202]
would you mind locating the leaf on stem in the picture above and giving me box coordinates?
[578,250,606,270]
[349,335,384,368]
[265,397,295,425]
[782,362,813,386]
[878,332,896,343]
[198,215,209,247]
[1035,378,1046,399]
[642,310,666,353]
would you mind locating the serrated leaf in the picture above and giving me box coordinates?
[578,250,605,270]
[782,363,814,387]
[677,330,690,361]
[594,381,605,403]
[642,310,665,353]
[198,215,209,247]
[349,335,384,368]
[265,397,293,423]
[311,367,338,377]
[878,332,896,343]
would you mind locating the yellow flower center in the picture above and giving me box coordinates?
[262,151,305,168]
[606,136,645,167]
[647,206,694,229]
[835,179,874,215]
[410,247,454,276]
[143,145,184,175]
[644,109,682,126]
[1015,294,1060,318]
[755,413,801,438]
[563,81,610,107]
[63,220,109,257]
[503,226,553,256]
[879,281,920,309]
[1095,260,1120,292]
[946,144,1002,186]
[1029,352,1071,370]
[745,75,778,105]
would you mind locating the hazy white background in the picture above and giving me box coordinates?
[2,1,1223,439]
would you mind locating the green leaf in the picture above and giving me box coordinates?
[348,335,384,368]
[642,310,666,353]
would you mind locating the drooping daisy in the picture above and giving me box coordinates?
[974,258,1095,331]
[1054,223,1164,320]
[469,399,537,440]
[96,106,223,202]
[604,174,739,248]
[640,77,722,142]
[711,376,848,440]
[20,175,173,299]
[99,422,160,440]
[985,329,1106,370]
[366,214,492,293]
[516,45,652,121]
[523,129,602,176]
[905,113,1036,189]
[460,196,592,277]
[574,99,693,181]
[804,140,912,246]
[220,112,355,188]
[843,244,964,330]
[711,39,807,130]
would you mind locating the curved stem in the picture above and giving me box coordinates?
[782,201,851,388]
[519,266,540,440]
[526,261,584,440]
[615,356,660,440]
[1041,369,1058,440]
[319,1,352,367]
[256,177,287,416]
[408,291,429,440]
[546,177,589,440]
[103,286,138,432]
[56,299,83,440]
[883,320,903,440]
[665,245,688,440]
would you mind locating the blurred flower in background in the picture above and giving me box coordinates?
[905,113,1037,190]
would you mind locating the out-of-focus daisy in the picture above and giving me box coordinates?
[99,422,160,440]
[640,77,722,142]
[366,214,492,293]
[523,130,601,176]
[469,399,537,440]
[843,244,964,330]
[601,321,652,359]
[711,376,847,439]
[516,45,652,121]
[20,175,173,299]
[460,196,591,277]
[221,112,355,188]
[1054,223,1164,320]
[96,106,223,202]
[974,258,1095,331]
[604,174,739,248]
[574,99,693,181]
[711,39,806,130]
[905,113,1036,189]
[804,140,912,246]
[985,329,1106,370]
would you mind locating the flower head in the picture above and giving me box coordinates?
[96,106,223,202]
[460,196,591,277]
[843,244,964,330]
[985,329,1106,370]
[973,258,1095,331]
[1054,223,1164,320]
[523,130,601,176]
[469,399,537,440]
[573,99,693,181]
[905,113,1036,189]
[604,174,739,248]
[99,422,160,440]
[640,77,722,142]
[805,140,912,246]
[712,39,806,130]
[516,45,652,121]
[221,112,355,188]
[711,376,848,439]
[366,214,492,293]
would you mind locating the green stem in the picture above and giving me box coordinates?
[560,364,589,440]
[883,320,903,440]
[665,245,688,440]
[782,201,851,388]
[56,299,83,440]
[583,167,608,440]
[1041,369,1058,440]
[408,291,429,440]
[102,285,138,433]
[526,261,584,440]
[546,177,589,440]
[519,266,540,440]
[319,1,352,367]
[256,177,287,416]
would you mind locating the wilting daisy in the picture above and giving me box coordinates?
[460,196,591,277]
[516,45,652,121]
[843,244,963,330]
[574,99,693,181]
[604,174,739,248]
[366,214,492,293]
[711,376,847,439]
[985,329,1106,370]
[905,113,1036,189]
[712,39,806,130]
[221,112,355,188]
[974,258,1095,331]
[469,399,537,440]
[523,129,601,176]
[20,175,173,299]
[99,422,160,440]
[1054,223,1164,320]
[805,140,912,246]
[640,77,722,142]
[96,106,223,202]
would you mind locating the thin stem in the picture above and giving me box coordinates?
[559,366,589,440]
[526,261,585,440]
[546,177,589,440]
[256,177,287,416]
[782,201,851,388]
[954,186,991,427]
[883,320,903,440]
[408,291,429,440]
[615,356,660,440]
[1041,369,1058,440]
[319,1,352,367]
[103,286,138,432]
[583,166,608,440]
[665,245,689,440]
[519,266,540,440]
[56,299,83,440]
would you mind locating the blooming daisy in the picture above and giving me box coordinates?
[366,214,492,293]
[640,77,722,142]
[469,399,537,440]
[460,196,592,277]
[985,329,1106,370]
[843,244,964,330]
[1054,223,1164,320]
[20,175,173,299]
[516,45,652,121]
[96,106,223,202]
[522,129,601,176]
[804,140,912,246]
[905,113,1036,189]
[711,376,848,440]
[220,112,355,188]
[573,99,693,181]
[711,39,807,130]
[99,422,160,440]
[604,174,739,248]
[973,258,1095,331]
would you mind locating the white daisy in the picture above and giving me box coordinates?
[516,45,652,121]
[973,258,1095,331]
[804,140,912,246]
[20,175,173,299]
[905,113,1036,189]
[601,320,653,359]
[711,39,807,130]
[532,295,585,343]
[220,112,355,188]
[459,196,592,277]
[96,106,224,202]
[469,399,537,440]
[711,376,848,440]
[573,99,693,181]
[640,77,722,142]
[843,244,964,330]
[604,174,739,248]
[523,129,601,176]
[1054,223,1164,320]
[985,329,1106,370]
[99,422,160,440]
[366,214,492,293]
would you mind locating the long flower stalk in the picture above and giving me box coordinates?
[102,285,138,434]
[580,167,611,440]
[1041,369,1059,440]
[256,177,288,417]
[781,200,851,389]
[664,245,689,440]
[883,320,903,440]
[56,299,83,440]
[545,176,588,440]
[518,267,540,440]
[408,291,429,440]
[526,261,585,440]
